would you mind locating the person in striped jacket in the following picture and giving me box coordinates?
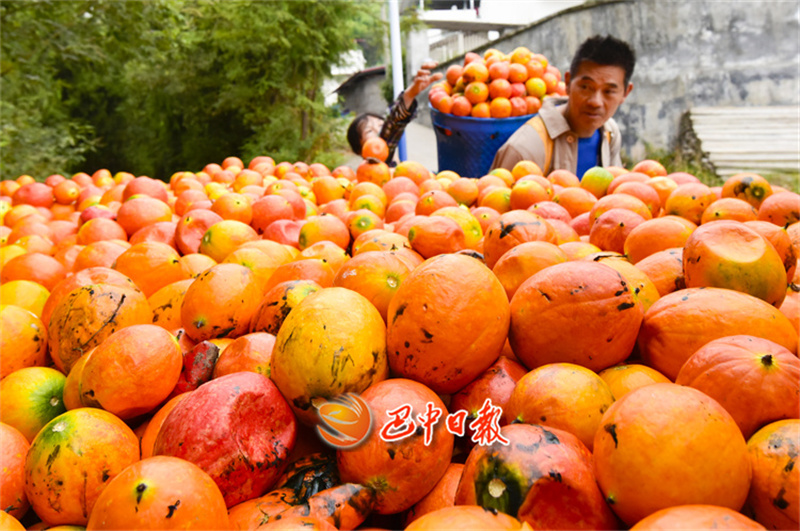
[347,60,442,165]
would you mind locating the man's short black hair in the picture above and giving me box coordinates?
[347,113,384,155]
[569,35,636,86]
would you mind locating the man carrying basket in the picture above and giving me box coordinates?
[491,35,635,178]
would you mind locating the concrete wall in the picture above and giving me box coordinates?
[338,74,390,117]
[422,0,800,161]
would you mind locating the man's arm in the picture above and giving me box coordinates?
[380,94,417,163]
[402,61,443,108]
[381,61,444,162]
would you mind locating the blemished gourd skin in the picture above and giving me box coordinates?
[745,420,800,531]
[482,209,558,269]
[676,335,800,439]
[180,263,261,342]
[509,260,643,373]
[86,456,230,530]
[629,505,765,530]
[592,383,752,526]
[25,409,141,526]
[682,220,787,307]
[48,283,153,373]
[270,287,389,427]
[153,371,297,508]
[337,378,454,516]
[456,423,619,530]
[638,287,798,380]
[387,253,510,395]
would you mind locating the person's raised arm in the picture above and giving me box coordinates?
[402,60,444,108]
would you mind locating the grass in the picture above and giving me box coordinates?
[761,172,800,193]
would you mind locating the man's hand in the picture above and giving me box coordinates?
[403,60,444,107]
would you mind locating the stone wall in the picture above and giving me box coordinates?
[420,0,800,161]
[338,73,390,118]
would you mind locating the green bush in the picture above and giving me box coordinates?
[0,0,380,180]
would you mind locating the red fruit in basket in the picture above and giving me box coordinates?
[431,92,453,114]
[489,78,512,100]
[462,61,489,83]
[488,61,511,81]
[510,82,527,98]
[446,64,463,86]
[471,102,491,118]
[451,95,472,117]
[429,86,444,104]
[465,82,489,105]
[509,97,528,117]
[431,80,452,97]
[525,96,542,115]
[543,72,559,94]
[508,63,528,84]
[490,97,512,118]
[531,53,549,69]
[525,59,545,79]
[545,64,562,81]
[464,52,482,66]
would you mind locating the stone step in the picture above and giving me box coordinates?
[685,106,800,177]
[690,106,799,115]
[701,145,800,153]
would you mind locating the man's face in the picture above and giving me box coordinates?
[564,60,632,138]
[360,115,385,146]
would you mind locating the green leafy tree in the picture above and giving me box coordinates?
[1,0,381,180]
[350,2,385,67]
[1,1,98,179]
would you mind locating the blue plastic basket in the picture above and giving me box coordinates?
[430,105,531,178]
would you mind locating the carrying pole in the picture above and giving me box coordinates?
[388,0,407,162]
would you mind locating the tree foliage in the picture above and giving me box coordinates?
[1,0,378,180]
